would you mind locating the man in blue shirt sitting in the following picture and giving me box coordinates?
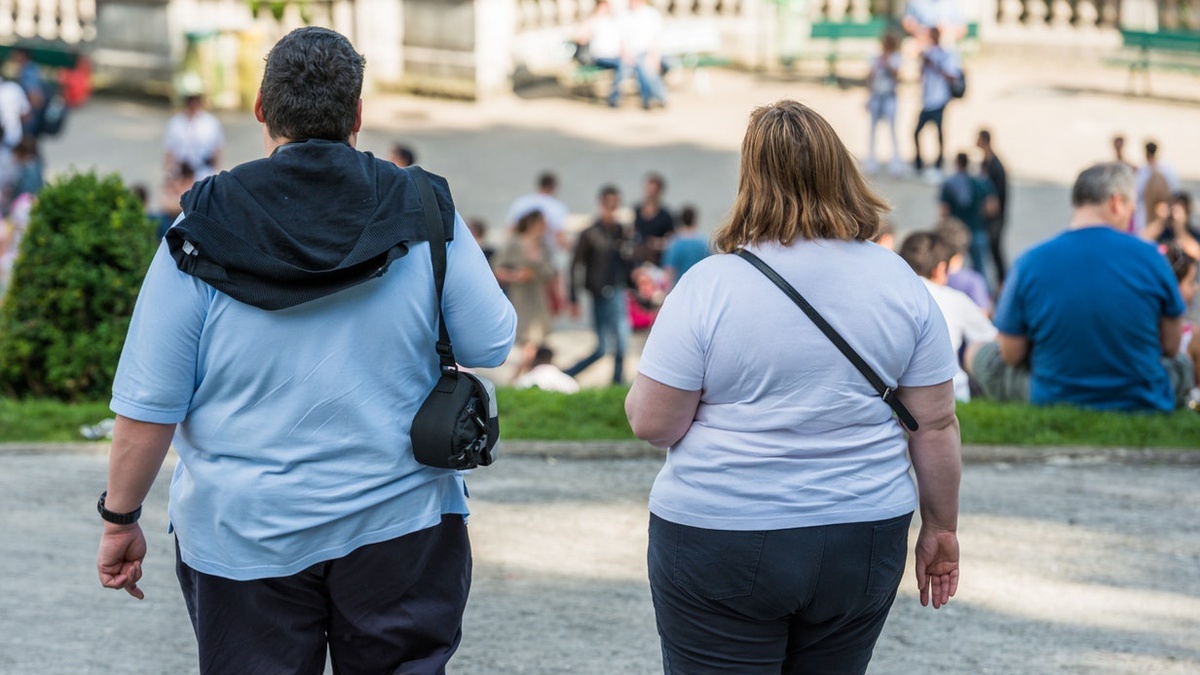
[969,162,1191,412]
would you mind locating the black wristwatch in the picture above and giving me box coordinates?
[97,491,142,525]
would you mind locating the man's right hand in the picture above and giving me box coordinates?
[97,524,148,600]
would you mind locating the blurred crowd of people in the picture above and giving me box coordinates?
[0,49,60,297]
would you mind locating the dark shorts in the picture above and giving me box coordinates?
[648,512,912,675]
[176,514,471,675]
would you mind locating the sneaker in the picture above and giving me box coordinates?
[922,167,943,184]
[1187,387,1200,413]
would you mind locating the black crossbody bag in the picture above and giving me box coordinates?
[408,166,500,469]
[737,249,920,432]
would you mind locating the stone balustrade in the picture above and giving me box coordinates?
[3,0,1196,100]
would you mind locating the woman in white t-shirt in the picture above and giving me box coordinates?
[626,99,962,675]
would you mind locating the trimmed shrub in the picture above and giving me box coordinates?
[0,172,156,400]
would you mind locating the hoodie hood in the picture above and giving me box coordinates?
[166,139,455,310]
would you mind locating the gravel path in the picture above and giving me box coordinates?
[2,449,1197,674]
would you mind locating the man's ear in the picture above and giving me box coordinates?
[254,90,266,123]
[353,99,363,133]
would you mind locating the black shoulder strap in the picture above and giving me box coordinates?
[409,165,457,374]
[737,249,920,432]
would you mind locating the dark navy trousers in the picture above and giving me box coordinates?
[176,514,471,675]
[648,512,912,675]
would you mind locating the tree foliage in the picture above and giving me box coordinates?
[0,172,156,400]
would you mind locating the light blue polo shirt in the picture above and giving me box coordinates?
[111,214,516,580]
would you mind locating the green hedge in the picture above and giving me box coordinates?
[2,389,1197,448]
[0,172,155,401]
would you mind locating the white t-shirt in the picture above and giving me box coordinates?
[639,240,958,531]
[163,110,225,179]
[622,5,662,56]
[514,364,580,394]
[589,15,623,59]
[507,192,569,233]
[870,52,902,97]
[0,81,30,149]
[920,46,959,110]
[923,278,997,401]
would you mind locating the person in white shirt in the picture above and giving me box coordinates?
[506,171,570,253]
[1133,140,1180,235]
[611,0,668,109]
[513,346,580,394]
[899,231,997,401]
[163,93,224,181]
[0,80,30,210]
[865,33,903,176]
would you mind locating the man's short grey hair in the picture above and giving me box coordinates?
[1071,162,1135,207]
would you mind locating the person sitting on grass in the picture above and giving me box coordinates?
[899,231,997,402]
[967,162,1191,412]
[935,216,991,314]
[513,346,580,394]
[1161,242,1199,409]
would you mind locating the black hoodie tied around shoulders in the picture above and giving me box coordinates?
[166,139,455,311]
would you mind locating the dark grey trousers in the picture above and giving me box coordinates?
[648,512,912,675]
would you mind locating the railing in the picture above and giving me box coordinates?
[0,0,97,43]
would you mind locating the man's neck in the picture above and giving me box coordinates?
[1069,205,1118,231]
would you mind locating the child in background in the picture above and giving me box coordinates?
[936,216,992,314]
[1162,242,1199,409]
[865,32,903,176]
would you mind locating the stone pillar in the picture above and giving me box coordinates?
[356,0,404,90]
[401,0,517,99]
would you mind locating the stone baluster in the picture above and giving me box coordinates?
[59,0,83,43]
[1049,0,1074,28]
[1025,0,1050,28]
[560,0,581,24]
[826,0,849,21]
[1074,0,1099,28]
[1187,0,1200,29]
[518,0,539,29]
[695,0,719,17]
[1098,0,1120,26]
[1161,0,1181,29]
[0,0,14,37]
[79,0,96,40]
[850,0,871,21]
[14,0,36,36]
[998,0,1024,27]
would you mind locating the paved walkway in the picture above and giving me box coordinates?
[1,445,1198,674]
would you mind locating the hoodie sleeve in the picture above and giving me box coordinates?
[442,213,517,367]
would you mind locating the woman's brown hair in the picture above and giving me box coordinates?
[713,100,890,253]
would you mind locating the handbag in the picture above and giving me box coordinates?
[736,249,920,432]
[408,166,501,470]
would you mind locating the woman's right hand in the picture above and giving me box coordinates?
[915,524,959,609]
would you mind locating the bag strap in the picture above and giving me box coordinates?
[736,249,920,432]
[409,165,457,375]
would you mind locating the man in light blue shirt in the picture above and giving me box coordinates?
[913,26,961,180]
[95,27,516,675]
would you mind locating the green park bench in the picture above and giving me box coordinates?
[0,39,81,69]
[570,19,730,99]
[1104,28,1200,95]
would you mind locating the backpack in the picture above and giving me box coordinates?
[949,69,967,99]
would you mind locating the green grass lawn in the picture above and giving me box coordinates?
[2,391,1197,448]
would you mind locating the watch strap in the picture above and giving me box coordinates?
[97,491,142,525]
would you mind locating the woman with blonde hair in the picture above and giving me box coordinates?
[626,99,962,674]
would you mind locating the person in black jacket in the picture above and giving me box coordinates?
[977,128,1008,283]
[566,184,635,384]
